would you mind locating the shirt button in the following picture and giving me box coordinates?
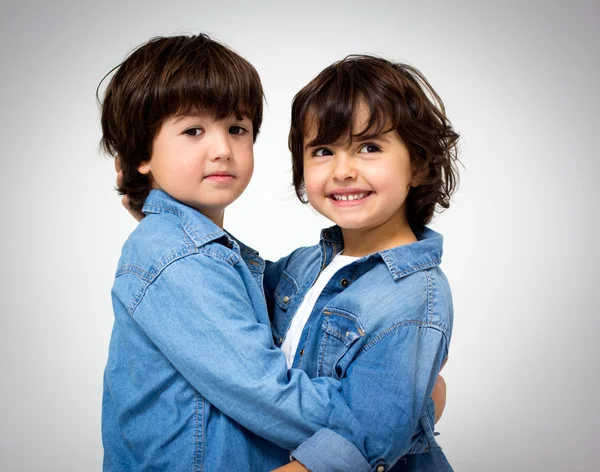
[324,230,332,238]
[299,349,305,356]
[283,295,290,303]
[377,466,385,472]
[278,337,283,344]
[340,278,349,287]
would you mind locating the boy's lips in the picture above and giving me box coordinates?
[205,171,235,182]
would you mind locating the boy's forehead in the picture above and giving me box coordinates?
[172,108,251,122]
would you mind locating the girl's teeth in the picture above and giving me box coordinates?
[334,193,366,201]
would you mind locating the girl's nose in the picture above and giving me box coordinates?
[332,154,357,181]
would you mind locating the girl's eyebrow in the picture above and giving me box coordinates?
[354,130,392,143]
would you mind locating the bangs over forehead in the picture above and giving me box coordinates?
[148,36,263,131]
[298,58,405,148]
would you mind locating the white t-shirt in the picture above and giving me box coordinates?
[281,252,359,368]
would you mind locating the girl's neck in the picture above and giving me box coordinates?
[340,219,417,258]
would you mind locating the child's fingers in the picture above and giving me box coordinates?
[122,195,145,222]
[116,170,124,189]
[433,374,447,424]
[114,155,123,173]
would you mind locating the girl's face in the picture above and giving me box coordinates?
[303,105,414,236]
[138,112,254,227]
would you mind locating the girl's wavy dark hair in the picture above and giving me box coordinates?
[98,33,264,211]
[289,55,460,228]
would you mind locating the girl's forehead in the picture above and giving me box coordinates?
[303,100,393,145]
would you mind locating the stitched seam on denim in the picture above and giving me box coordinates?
[317,332,329,377]
[127,253,217,315]
[393,259,441,278]
[116,244,198,281]
[275,271,299,307]
[281,270,299,292]
[181,223,199,252]
[200,247,239,266]
[116,265,153,282]
[322,309,366,336]
[426,270,433,324]
[359,322,447,354]
[320,239,328,271]
[295,325,311,370]
[194,392,200,471]
[143,204,180,216]
[144,203,225,248]
[201,396,205,472]
[125,252,198,314]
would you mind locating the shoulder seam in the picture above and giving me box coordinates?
[124,249,240,316]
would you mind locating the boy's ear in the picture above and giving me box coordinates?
[138,160,152,175]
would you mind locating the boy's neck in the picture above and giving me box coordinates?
[201,209,225,228]
[340,220,417,258]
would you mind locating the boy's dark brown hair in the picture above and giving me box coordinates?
[289,55,459,228]
[99,33,264,211]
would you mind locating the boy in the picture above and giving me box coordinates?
[100,33,371,471]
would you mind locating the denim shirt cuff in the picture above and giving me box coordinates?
[291,428,371,472]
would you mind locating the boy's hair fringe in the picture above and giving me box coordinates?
[99,33,264,212]
[289,55,460,228]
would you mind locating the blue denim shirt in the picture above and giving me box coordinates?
[264,226,454,471]
[102,190,371,471]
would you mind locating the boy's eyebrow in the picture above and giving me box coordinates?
[171,111,210,123]
[172,111,251,124]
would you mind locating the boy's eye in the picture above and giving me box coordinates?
[358,143,381,153]
[313,147,333,157]
[184,127,203,137]
[230,125,248,135]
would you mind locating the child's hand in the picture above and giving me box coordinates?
[432,357,448,423]
[432,374,447,424]
[271,461,310,472]
[115,156,145,222]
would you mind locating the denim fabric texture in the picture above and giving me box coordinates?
[102,190,370,471]
[264,225,454,471]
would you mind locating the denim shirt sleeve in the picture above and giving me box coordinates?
[293,323,448,471]
[116,252,371,471]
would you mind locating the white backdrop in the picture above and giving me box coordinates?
[0,1,598,471]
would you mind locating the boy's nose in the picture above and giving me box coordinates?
[209,133,233,161]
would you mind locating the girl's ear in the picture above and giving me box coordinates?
[138,160,152,175]
[411,164,428,188]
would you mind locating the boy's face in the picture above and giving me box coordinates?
[303,104,414,233]
[138,112,254,226]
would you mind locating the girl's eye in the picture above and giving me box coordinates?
[359,143,381,153]
[184,128,203,137]
[313,147,333,157]
[229,125,247,135]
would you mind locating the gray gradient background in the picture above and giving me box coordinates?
[1,1,598,470]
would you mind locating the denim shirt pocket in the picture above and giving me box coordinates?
[318,308,365,379]
[271,271,299,342]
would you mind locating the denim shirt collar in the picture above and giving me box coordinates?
[141,190,264,259]
[320,225,443,281]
